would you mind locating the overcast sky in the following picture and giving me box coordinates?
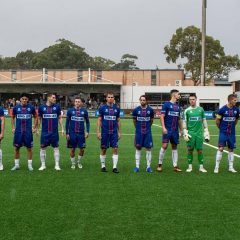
[0,0,239,69]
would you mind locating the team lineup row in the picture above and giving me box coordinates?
[0,90,238,174]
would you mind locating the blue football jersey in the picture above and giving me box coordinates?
[66,107,90,134]
[132,105,154,134]
[12,104,36,132]
[38,104,61,133]
[217,105,239,135]
[161,101,180,131]
[99,104,120,134]
[0,107,4,134]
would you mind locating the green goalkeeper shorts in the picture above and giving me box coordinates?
[187,132,203,150]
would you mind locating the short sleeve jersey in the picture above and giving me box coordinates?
[38,104,61,133]
[66,107,89,134]
[12,104,36,132]
[184,106,205,134]
[161,101,180,131]
[99,104,120,134]
[0,107,4,134]
[132,105,154,134]
[217,105,239,135]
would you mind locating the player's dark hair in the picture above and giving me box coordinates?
[170,89,179,95]
[139,95,147,101]
[189,93,197,98]
[105,91,114,97]
[20,93,28,98]
[74,96,85,103]
[228,94,237,102]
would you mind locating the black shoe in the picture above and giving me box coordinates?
[112,168,119,174]
[101,167,107,172]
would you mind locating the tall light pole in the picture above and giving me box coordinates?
[200,0,207,86]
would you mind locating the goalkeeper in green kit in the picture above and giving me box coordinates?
[182,93,210,173]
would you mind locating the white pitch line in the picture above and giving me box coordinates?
[152,123,240,158]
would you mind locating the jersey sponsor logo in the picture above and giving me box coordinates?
[71,116,84,121]
[104,115,116,120]
[137,116,150,122]
[17,114,31,119]
[223,117,236,121]
[43,114,57,119]
[168,111,179,116]
[189,116,202,121]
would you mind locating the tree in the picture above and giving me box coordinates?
[112,54,139,70]
[164,26,240,85]
[15,50,36,69]
[92,56,116,70]
[33,39,93,69]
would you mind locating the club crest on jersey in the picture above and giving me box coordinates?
[147,111,150,114]
[43,107,46,111]
[72,111,75,114]
[138,111,141,114]
[105,109,108,112]
[81,111,85,115]
[17,108,21,111]
[53,107,56,110]
[27,108,31,111]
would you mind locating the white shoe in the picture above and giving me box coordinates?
[186,167,192,172]
[214,167,219,173]
[199,167,207,173]
[77,162,83,169]
[71,164,76,169]
[28,165,34,171]
[11,165,20,171]
[229,168,237,173]
[0,164,3,171]
[39,165,46,171]
[55,165,61,171]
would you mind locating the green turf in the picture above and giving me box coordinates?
[1,118,240,240]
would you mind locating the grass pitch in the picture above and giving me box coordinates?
[1,118,240,240]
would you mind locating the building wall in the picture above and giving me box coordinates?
[0,69,186,86]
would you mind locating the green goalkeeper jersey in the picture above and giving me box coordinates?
[184,106,205,134]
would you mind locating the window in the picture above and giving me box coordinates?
[11,70,17,81]
[77,70,83,82]
[151,70,156,85]
[96,70,102,82]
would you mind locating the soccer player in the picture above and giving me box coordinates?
[0,106,5,170]
[97,91,121,173]
[11,93,38,171]
[214,94,239,173]
[183,93,210,173]
[66,96,90,169]
[156,89,182,172]
[38,93,64,171]
[132,95,154,173]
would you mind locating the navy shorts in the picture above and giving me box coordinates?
[41,132,59,148]
[162,130,179,145]
[14,131,33,148]
[101,132,118,149]
[218,132,236,149]
[67,133,86,149]
[135,132,153,149]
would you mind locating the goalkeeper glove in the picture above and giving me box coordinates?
[204,128,210,142]
[183,129,191,142]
